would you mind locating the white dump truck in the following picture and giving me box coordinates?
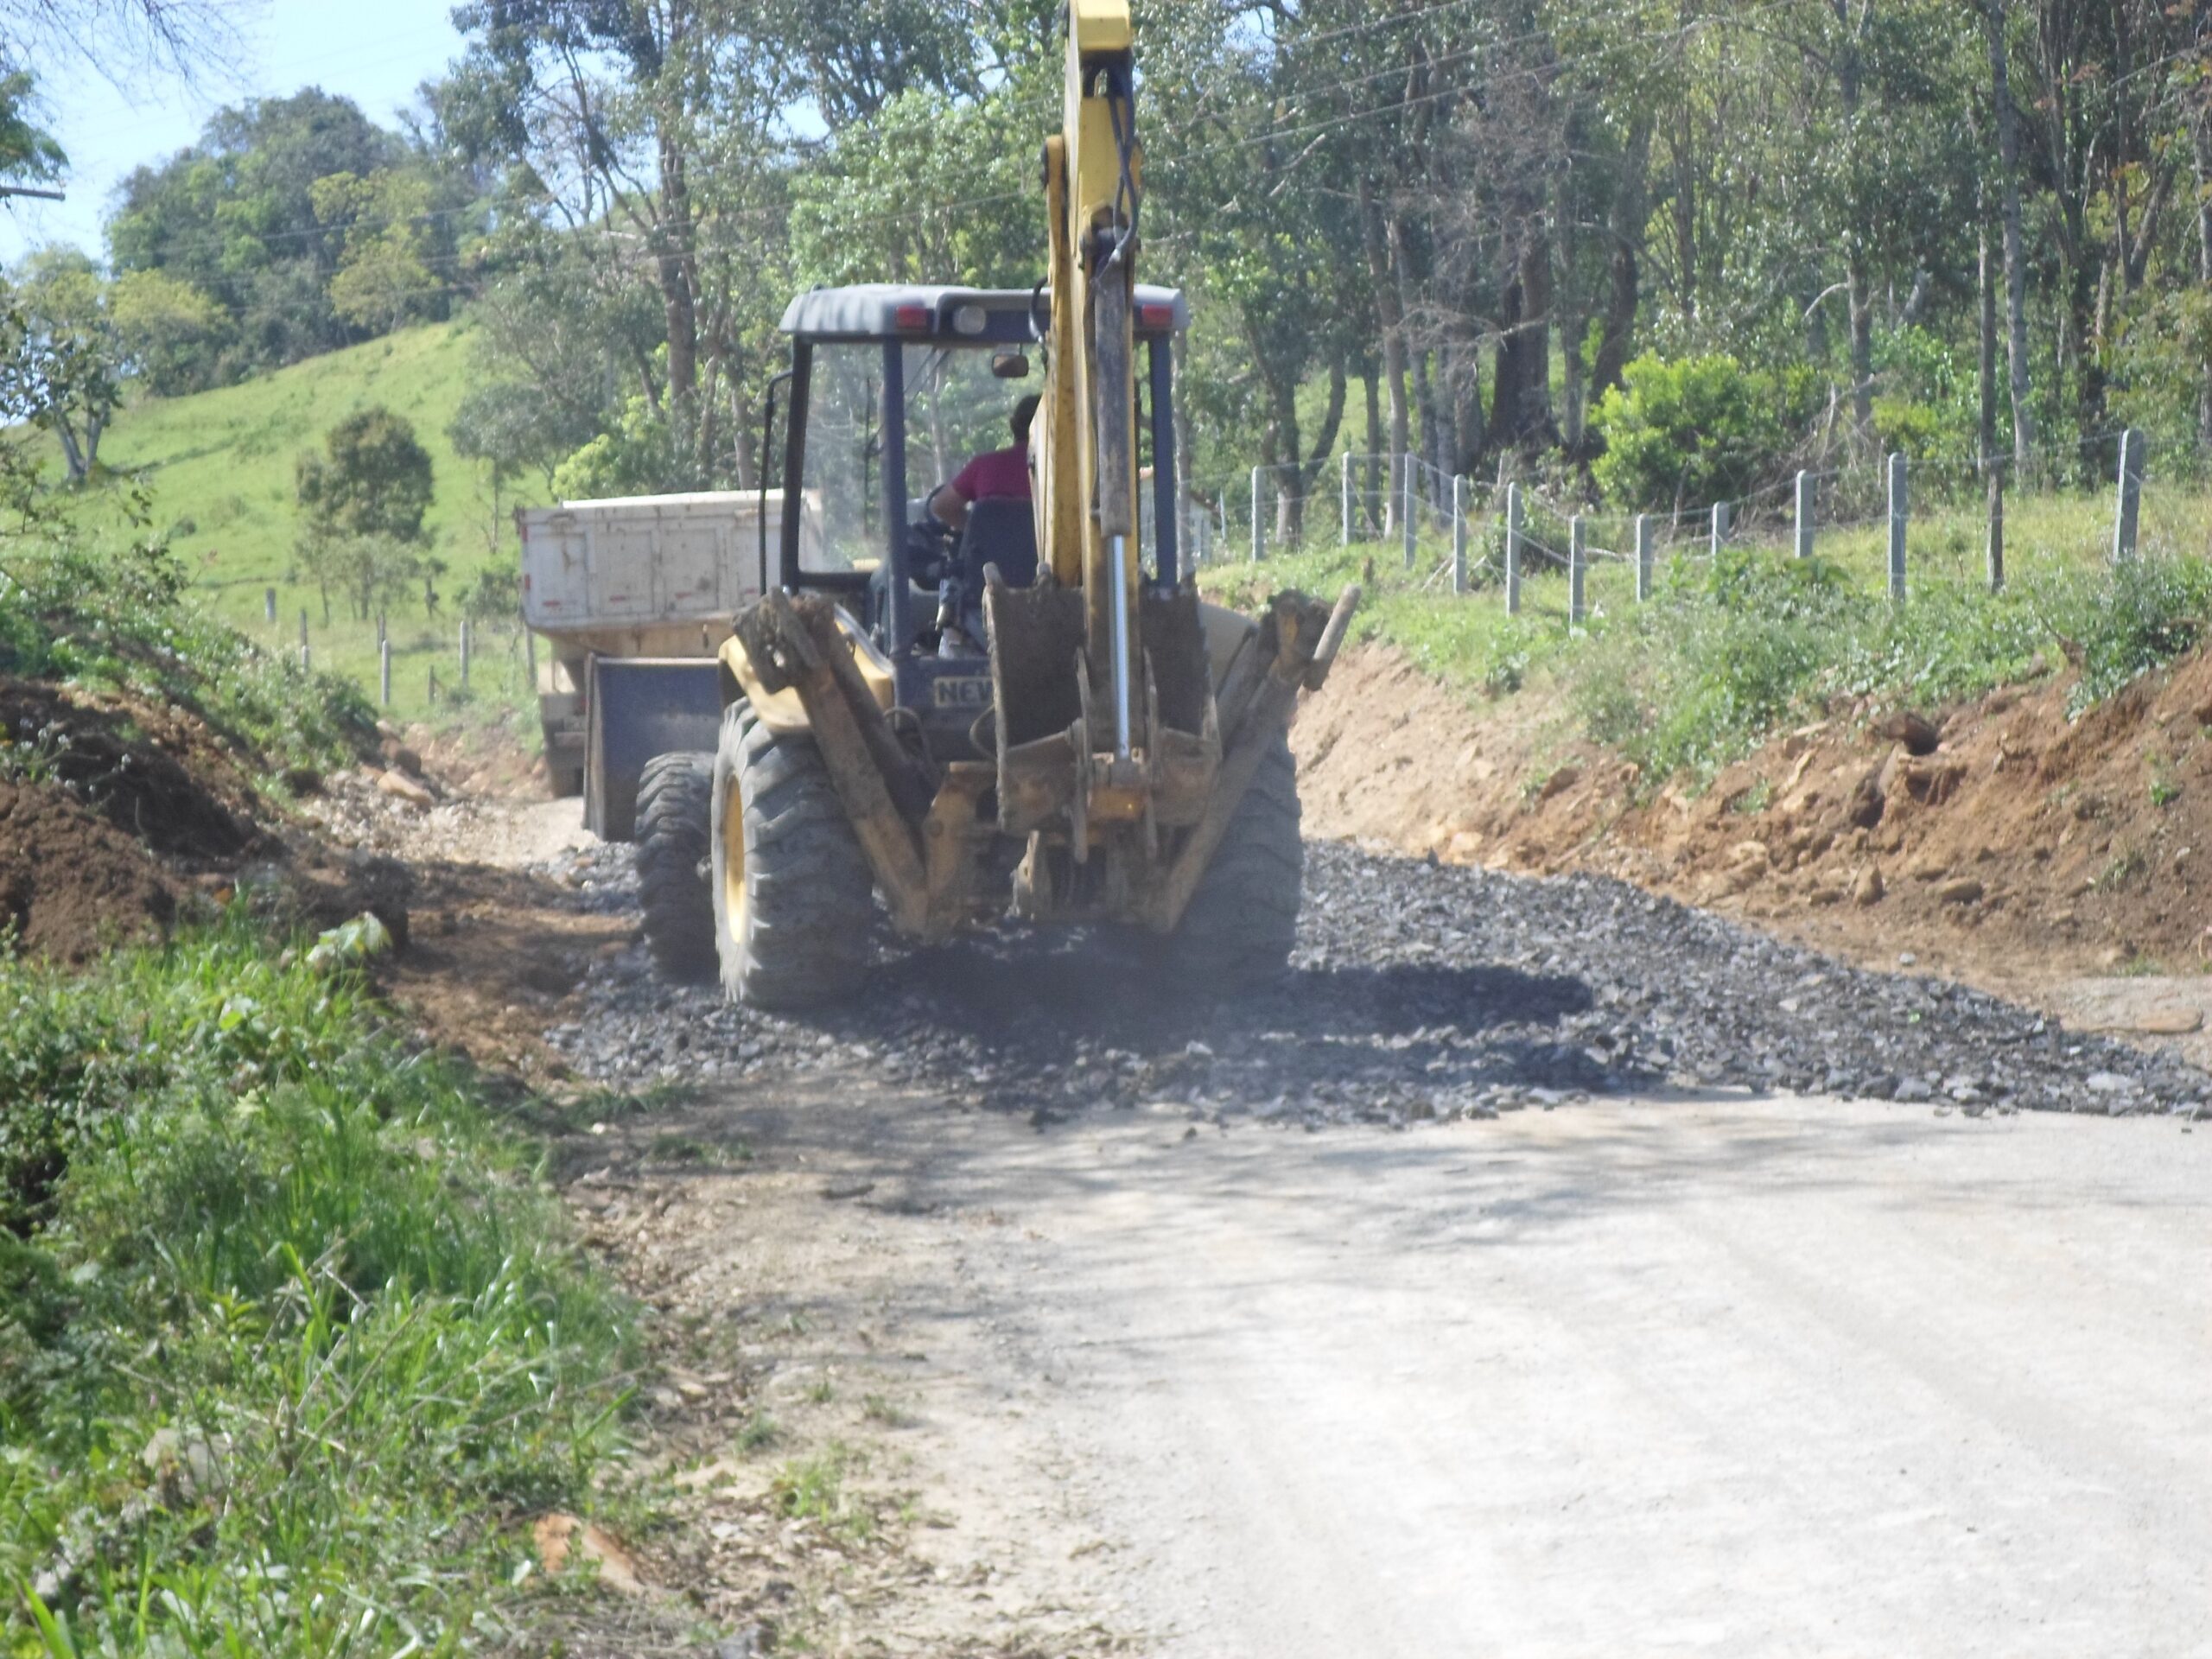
[518,490,808,840]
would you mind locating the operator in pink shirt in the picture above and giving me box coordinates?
[931,394,1039,531]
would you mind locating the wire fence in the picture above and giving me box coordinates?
[1179,428,2211,632]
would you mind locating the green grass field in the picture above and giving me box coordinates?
[73,318,542,731]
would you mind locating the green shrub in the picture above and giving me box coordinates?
[1590,353,1805,512]
[2036,554,2212,713]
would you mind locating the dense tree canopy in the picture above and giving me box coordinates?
[106,89,475,387]
[43,1,2212,524]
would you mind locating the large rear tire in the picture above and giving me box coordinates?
[1160,731,1303,988]
[710,700,875,1009]
[635,751,715,982]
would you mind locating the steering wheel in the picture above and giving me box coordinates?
[906,495,960,586]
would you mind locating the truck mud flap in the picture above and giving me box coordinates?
[585,656,725,842]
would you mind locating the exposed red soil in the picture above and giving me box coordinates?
[1296,643,2212,995]
[0,677,278,962]
[0,780,179,962]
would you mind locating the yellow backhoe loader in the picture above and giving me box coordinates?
[632,0,1357,1006]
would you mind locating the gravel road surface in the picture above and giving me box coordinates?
[424,801,2212,1650]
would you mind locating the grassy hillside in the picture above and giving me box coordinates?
[86,319,544,728]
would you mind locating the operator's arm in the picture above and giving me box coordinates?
[931,483,972,532]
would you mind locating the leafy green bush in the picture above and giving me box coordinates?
[0,920,631,1655]
[1589,353,1808,512]
[2035,554,2212,713]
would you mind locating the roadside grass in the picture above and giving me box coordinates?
[771,1444,874,1544]
[1205,482,2212,789]
[0,916,634,1655]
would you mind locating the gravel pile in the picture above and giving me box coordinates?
[540,837,2210,1127]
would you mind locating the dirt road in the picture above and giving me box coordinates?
[585,1068,2209,1656]
[396,799,2212,1654]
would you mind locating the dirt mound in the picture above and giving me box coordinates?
[0,780,177,961]
[0,678,281,962]
[0,679,260,865]
[1296,643,2212,992]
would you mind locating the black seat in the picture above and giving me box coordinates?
[957,497,1039,591]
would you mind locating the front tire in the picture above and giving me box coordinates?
[635,752,715,982]
[710,700,875,1009]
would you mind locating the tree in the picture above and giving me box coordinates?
[108,91,465,385]
[0,68,61,190]
[11,249,120,480]
[295,408,435,620]
[436,0,797,489]
[311,169,445,334]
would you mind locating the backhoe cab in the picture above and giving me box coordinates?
[673,0,1356,1007]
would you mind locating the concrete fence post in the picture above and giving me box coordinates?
[1795,470,1815,560]
[2113,428,2145,563]
[264,588,276,624]
[1250,466,1262,564]
[1986,467,2005,594]
[459,619,472,689]
[1503,483,1523,617]
[1709,500,1731,563]
[297,607,308,650]
[1887,452,1909,601]
[1568,515,1587,627]
[379,638,392,706]
[298,644,310,672]
[1452,475,1471,594]
[1402,454,1417,570]
[1635,514,1655,602]
[1341,451,1353,546]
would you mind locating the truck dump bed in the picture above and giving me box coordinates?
[521,490,809,837]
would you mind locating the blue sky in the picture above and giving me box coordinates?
[0,0,468,264]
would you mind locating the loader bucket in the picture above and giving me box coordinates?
[584,655,724,842]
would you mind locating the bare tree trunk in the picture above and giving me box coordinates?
[1360,179,1411,531]
[2196,120,2212,445]
[1589,117,1651,410]
[1834,3,1875,435]
[1986,0,2037,469]
[1302,359,1348,501]
[1978,194,1999,472]
[1491,205,1557,450]
[655,130,702,473]
[1447,342,1485,475]
[1362,364,1384,536]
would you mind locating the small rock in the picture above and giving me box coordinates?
[1853,866,1885,906]
[1536,766,1581,803]
[533,1514,646,1595]
[2084,1071,2131,1095]
[1845,767,1887,829]
[1936,877,1985,906]
[376,768,435,810]
[1880,710,1942,755]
